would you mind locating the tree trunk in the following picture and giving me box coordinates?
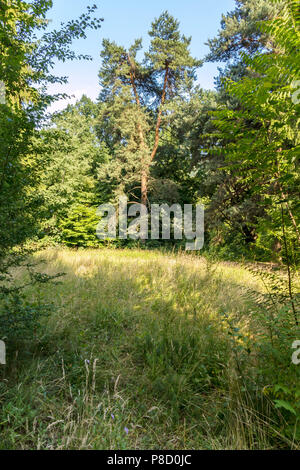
[127,56,169,241]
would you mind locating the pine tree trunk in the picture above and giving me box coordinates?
[141,169,148,208]
[127,55,169,243]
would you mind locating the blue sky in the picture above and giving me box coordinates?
[47,0,236,112]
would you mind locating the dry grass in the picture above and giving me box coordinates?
[0,248,295,449]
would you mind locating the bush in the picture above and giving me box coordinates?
[0,293,51,350]
[59,205,102,248]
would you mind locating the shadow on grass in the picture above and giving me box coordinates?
[0,249,293,449]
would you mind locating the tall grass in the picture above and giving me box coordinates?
[0,248,297,449]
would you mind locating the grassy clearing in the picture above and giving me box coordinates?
[0,248,298,449]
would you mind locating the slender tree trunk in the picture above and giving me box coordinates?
[141,170,148,207]
[128,55,149,242]
[150,65,169,163]
[140,65,169,212]
[128,55,169,209]
[127,56,169,242]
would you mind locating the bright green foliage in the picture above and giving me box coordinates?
[38,96,105,242]
[193,0,299,259]
[0,0,102,258]
[211,0,299,258]
[60,204,101,248]
[0,0,50,263]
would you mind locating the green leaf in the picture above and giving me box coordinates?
[274,400,297,415]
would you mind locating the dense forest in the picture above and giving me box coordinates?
[0,0,299,451]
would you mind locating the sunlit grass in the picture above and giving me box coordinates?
[0,248,294,449]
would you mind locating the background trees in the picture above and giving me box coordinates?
[30,2,299,261]
[38,96,103,244]
[2,1,297,261]
[0,1,102,256]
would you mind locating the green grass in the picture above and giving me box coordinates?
[0,248,298,449]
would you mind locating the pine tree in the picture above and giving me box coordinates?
[97,11,201,213]
[206,0,285,62]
